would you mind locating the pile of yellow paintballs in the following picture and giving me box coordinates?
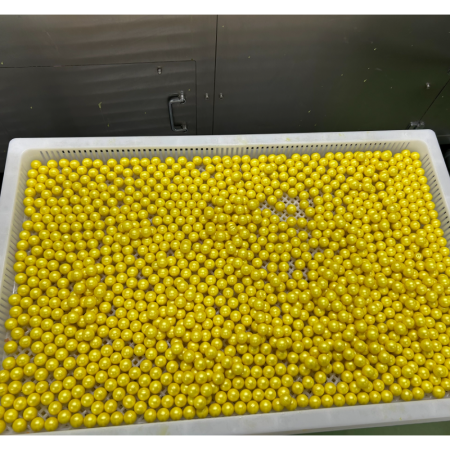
[1,148,450,434]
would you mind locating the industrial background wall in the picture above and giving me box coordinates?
[0,15,449,172]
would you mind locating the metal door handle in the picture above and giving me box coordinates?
[168,91,187,133]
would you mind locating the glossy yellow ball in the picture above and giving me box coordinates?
[111,411,124,426]
[30,417,45,432]
[12,418,27,433]
[144,409,157,423]
[44,417,59,432]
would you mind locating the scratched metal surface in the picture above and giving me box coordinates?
[0,62,197,160]
[0,15,216,131]
[2,16,450,171]
[422,80,450,145]
[213,15,450,135]
[0,15,216,170]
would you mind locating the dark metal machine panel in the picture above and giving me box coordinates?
[0,15,216,134]
[213,16,450,135]
[422,80,450,144]
[0,62,196,169]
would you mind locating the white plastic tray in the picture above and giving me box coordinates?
[1,130,450,435]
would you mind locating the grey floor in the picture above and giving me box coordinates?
[308,421,450,435]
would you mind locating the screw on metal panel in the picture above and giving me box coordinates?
[157,68,162,74]
[426,82,431,89]
[205,93,209,99]
[219,93,223,99]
